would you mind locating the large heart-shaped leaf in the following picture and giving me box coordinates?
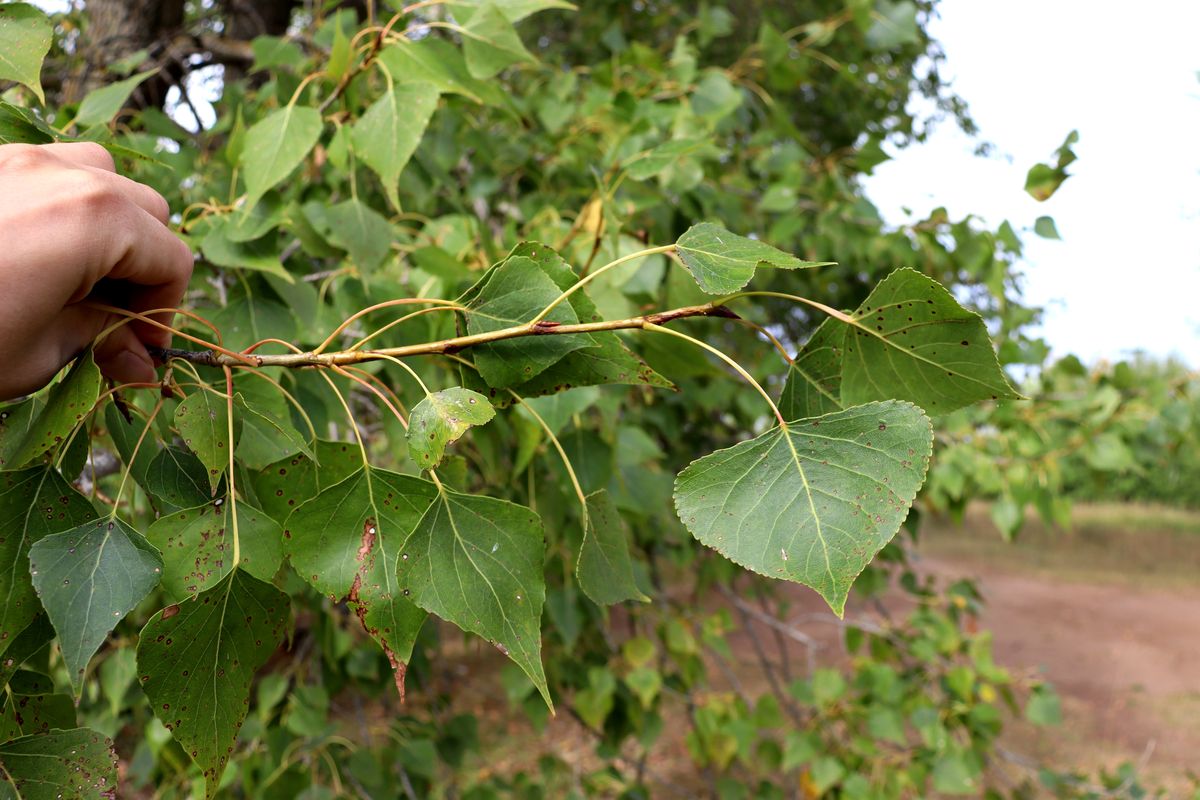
[136,571,288,799]
[285,468,435,689]
[675,223,827,295]
[674,401,932,615]
[840,268,1021,413]
[0,4,53,104]
[396,488,550,706]
[351,80,439,209]
[240,105,323,210]
[0,728,118,799]
[0,469,96,660]
[28,517,162,692]
[147,499,283,601]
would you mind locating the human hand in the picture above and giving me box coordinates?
[0,142,194,401]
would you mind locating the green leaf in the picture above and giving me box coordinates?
[1024,684,1062,726]
[673,401,932,615]
[303,199,392,272]
[1033,215,1061,240]
[622,137,713,180]
[931,752,978,795]
[234,394,313,471]
[199,216,292,282]
[0,729,118,799]
[577,490,648,605]
[285,468,435,682]
[250,440,361,526]
[240,105,323,210]
[209,293,298,352]
[8,354,101,469]
[0,616,53,687]
[145,445,212,510]
[376,39,506,105]
[396,488,550,706]
[250,35,304,72]
[0,469,97,660]
[1024,130,1078,201]
[779,317,844,420]
[461,1,537,79]
[674,223,827,294]
[136,571,288,799]
[0,676,75,740]
[352,81,439,210]
[147,499,283,601]
[0,100,54,144]
[840,268,1021,413]
[28,517,162,693]
[466,256,591,388]
[865,0,919,50]
[520,386,599,435]
[175,391,239,492]
[74,70,157,127]
[407,388,496,470]
[448,0,574,23]
[502,243,673,396]
[0,4,52,104]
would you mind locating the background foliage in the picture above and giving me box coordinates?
[0,1,1197,798]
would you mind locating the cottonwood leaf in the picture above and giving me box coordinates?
[0,728,118,800]
[0,4,53,104]
[147,499,283,601]
[9,354,100,468]
[622,137,715,180]
[0,676,75,740]
[240,105,323,211]
[145,446,211,511]
[466,256,591,388]
[779,317,844,420]
[503,243,672,396]
[448,0,575,23]
[841,268,1021,413]
[675,223,828,294]
[352,81,439,210]
[285,468,435,691]
[396,489,549,706]
[251,440,359,525]
[28,517,162,693]
[136,571,288,799]
[376,39,506,105]
[407,388,496,469]
[0,616,53,687]
[673,401,933,615]
[74,69,157,127]
[461,1,537,79]
[233,394,313,470]
[304,199,392,273]
[175,391,240,492]
[209,293,297,353]
[0,101,55,144]
[0,469,96,660]
[199,217,292,282]
[577,490,648,605]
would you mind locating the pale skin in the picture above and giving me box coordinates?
[0,142,194,401]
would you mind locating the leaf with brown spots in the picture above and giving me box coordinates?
[147,499,282,602]
[175,390,241,492]
[285,468,436,690]
[406,387,496,470]
[0,727,118,799]
[7,354,101,469]
[0,469,97,661]
[249,440,361,526]
[136,571,288,799]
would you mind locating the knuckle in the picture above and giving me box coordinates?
[78,141,115,171]
[0,143,50,171]
[74,171,124,213]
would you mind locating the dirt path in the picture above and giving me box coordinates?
[914,542,1200,786]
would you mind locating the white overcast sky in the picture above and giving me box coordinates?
[863,1,1200,366]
